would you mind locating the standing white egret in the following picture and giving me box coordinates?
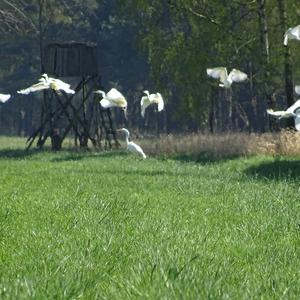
[117,128,146,159]
[206,67,248,88]
[140,90,164,117]
[267,100,300,130]
[284,25,300,46]
[94,88,127,118]
[0,93,11,103]
[17,74,75,95]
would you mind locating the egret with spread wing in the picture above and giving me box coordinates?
[284,25,300,46]
[267,99,300,131]
[140,90,164,117]
[0,93,11,103]
[117,128,146,159]
[94,88,127,119]
[17,74,75,95]
[206,67,248,89]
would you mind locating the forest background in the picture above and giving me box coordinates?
[0,0,299,136]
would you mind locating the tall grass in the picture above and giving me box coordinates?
[138,130,300,158]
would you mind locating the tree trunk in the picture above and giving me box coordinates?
[226,88,233,131]
[277,0,294,108]
[208,87,216,133]
[257,0,277,131]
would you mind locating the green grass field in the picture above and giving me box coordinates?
[1,137,300,299]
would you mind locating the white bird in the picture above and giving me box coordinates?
[17,74,75,95]
[206,67,248,88]
[94,88,127,118]
[117,128,146,159]
[284,25,300,46]
[140,90,164,117]
[267,100,300,131]
[0,93,11,103]
[295,85,300,95]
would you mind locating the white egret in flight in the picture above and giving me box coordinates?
[0,93,11,103]
[284,25,300,46]
[117,128,146,159]
[140,90,164,117]
[94,88,127,118]
[206,67,248,89]
[267,99,300,131]
[17,74,75,95]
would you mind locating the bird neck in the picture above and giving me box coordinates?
[124,131,130,145]
[99,91,106,98]
[144,90,150,98]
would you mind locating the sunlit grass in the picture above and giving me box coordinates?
[1,136,300,299]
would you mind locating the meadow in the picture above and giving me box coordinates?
[1,135,300,299]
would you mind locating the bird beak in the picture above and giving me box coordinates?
[122,107,128,120]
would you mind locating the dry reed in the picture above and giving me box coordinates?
[137,130,300,158]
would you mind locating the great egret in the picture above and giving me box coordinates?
[140,90,164,117]
[267,100,300,130]
[0,93,11,103]
[206,67,248,89]
[284,25,300,46]
[117,128,146,159]
[94,88,127,118]
[17,74,75,95]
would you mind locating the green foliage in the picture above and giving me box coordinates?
[1,137,300,298]
[1,0,300,132]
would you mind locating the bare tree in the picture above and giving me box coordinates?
[0,0,37,34]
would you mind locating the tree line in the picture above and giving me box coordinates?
[0,0,299,135]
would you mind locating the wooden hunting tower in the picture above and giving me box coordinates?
[26,42,119,150]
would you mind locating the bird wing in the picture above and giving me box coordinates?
[290,25,300,38]
[284,25,300,45]
[206,67,227,83]
[295,111,300,131]
[0,93,11,103]
[106,88,124,100]
[266,109,285,118]
[156,93,164,112]
[267,109,294,119]
[50,78,75,94]
[140,95,151,117]
[229,69,248,82]
[286,99,300,114]
[284,28,292,46]
[100,98,115,108]
[128,142,146,159]
[17,81,50,95]
[106,88,127,107]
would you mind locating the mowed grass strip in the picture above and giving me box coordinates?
[0,137,300,299]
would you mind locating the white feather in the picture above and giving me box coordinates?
[0,93,11,103]
[207,67,247,88]
[17,74,75,95]
[267,99,300,130]
[118,128,146,159]
[96,88,127,110]
[295,85,300,95]
[140,90,164,117]
[284,25,300,46]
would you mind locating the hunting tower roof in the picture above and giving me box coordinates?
[42,42,99,77]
